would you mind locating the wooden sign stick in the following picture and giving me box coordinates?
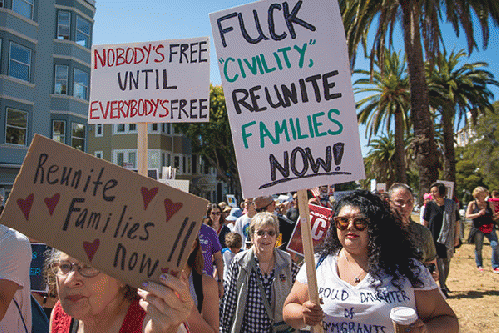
[137,123,148,177]
[296,189,323,333]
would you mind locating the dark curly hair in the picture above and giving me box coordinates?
[318,190,423,290]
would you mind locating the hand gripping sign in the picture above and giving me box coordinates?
[0,135,208,288]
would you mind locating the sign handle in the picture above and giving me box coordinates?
[138,123,148,177]
[297,189,323,333]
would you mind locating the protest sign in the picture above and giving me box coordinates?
[210,0,364,198]
[287,204,332,255]
[88,37,210,124]
[437,180,454,199]
[30,243,50,292]
[0,135,208,288]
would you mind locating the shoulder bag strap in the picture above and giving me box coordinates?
[12,298,29,333]
[249,260,275,324]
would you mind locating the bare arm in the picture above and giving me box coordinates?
[212,251,224,297]
[283,281,323,329]
[185,275,219,333]
[0,279,20,320]
[465,201,481,220]
[415,288,459,332]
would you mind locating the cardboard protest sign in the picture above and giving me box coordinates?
[88,37,210,124]
[287,204,332,255]
[210,0,365,198]
[0,135,208,288]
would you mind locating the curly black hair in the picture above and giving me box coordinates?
[318,190,423,290]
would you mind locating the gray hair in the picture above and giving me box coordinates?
[388,183,414,199]
[249,212,279,236]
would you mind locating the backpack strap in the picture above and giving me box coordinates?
[12,298,29,333]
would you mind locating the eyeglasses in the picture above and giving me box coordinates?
[255,229,276,237]
[51,261,100,278]
[334,216,369,231]
[210,212,221,216]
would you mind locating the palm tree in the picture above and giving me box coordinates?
[427,50,499,183]
[340,0,499,200]
[364,133,398,187]
[354,49,410,183]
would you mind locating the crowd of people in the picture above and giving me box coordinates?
[3,182,499,332]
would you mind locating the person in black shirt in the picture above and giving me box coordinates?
[423,183,460,298]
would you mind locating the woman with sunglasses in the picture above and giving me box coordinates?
[283,190,458,333]
[220,212,300,333]
[47,250,193,333]
[206,204,231,249]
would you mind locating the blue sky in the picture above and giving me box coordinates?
[92,0,499,156]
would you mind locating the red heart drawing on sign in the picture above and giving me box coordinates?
[141,187,158,210]
[164,199,183,222]
[17,193,34,220]
[44,193,60,216]
[83,239,100,262]
[161,267,170,274]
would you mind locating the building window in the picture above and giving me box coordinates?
[114,124,136,134]
[174,156,180,170]
[166,123,171,135]
[113,150,137,168]
[116,152,124,166]
[128,152,136,168]
[71,123,85,151]
[57,11,71,40]
[9,42,31,82]
[0,1,4,8]
[95,124,103,137]
[116,124,125,133]
[6,108,28,145]
[74,69,88,100]
[76,15,90,48]
[52,120,66,143]
[54,65,68,94]
[94,151,103,159]
[12,0,33,20]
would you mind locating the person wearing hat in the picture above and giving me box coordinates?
[255,196,296,249]
[225,208,243,232]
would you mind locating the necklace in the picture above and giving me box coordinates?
[342,250,365,284]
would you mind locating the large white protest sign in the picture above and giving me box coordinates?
[210,0,365,198]
[88,37,210,124]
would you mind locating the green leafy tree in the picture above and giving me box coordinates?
[354,49,410,183]
[456,102,499,195]
[340,0,499,200]
[427,50,499,184]
[175,85,241,197]
[364,133,397,187]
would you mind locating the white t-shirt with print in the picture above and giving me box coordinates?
[233,214,252,248]
[0,224,32,333]
[296,253,438,333]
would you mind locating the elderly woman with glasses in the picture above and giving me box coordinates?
[220,212,299,333]
[47,250,193,333]
[283,190,458,333]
